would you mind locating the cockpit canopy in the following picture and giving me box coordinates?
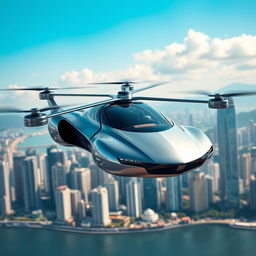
[101,103,173,132]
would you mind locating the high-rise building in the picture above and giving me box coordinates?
[22,157,41,212]
[205,175,214,204]
[78,199,86,219]
[13,153,26,207]
[126,180,142,218]
[249,175,256,209]
[166,176,183,211]
[156,178,166,210]
[237,127,250,148]
[37,153,48,194]
[46,146,66,201]
[217,98,240,207]
[239,153,251,186]
[105,178,119,211]
[52,163,67,194]
[91,186,111,226]
[207,162,220,193]
[2,150,15,203]
[249,120,256,146]
[71,168,91,204]
[56,186,72,223]
[115,176,134,204]
[70,189,81,217]
[189,171,208,212]
[143,178,158,210]
[0,161,12,216]
[250,147,256,174]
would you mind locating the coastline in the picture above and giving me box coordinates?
[1,219,255,235]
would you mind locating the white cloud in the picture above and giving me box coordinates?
[60,29,256,92]
[0,84,43,109]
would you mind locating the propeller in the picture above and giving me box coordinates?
[0,86,95,91]
[88,80,169,94]
[88,81,137,85]
[0,105,70,113]
[184,90,256,98]
[132,82,169,94]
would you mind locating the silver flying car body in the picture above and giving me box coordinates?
[2,81,255,177]
[48,102,213,177]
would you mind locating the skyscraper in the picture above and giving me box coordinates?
[250,147,256,174]
[13,153,26,207]
[156,179,165,210]
[71,168,91,204]
[22,157,41,212]
[239,153,251,186]
[249,175,256,210]
[56,186,72,223]
[166,176,183,211]
[126,180,142,218]
[143,178,158,210]
[217,98,240,207]
[0,161,12,216]
[78,199,86,219]
[70,189,81,217]
[46,146,66,202]
[105,178,119,211]
[189,171,209,212]
[91,186,111,226]
[52,162,67,195]
[249,120,256,146]
[207,162,220,192]
[205,175,214,204]
[37,153,48,194]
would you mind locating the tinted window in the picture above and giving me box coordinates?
[101,103,172,132]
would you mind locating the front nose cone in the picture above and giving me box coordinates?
[118,125,212,164]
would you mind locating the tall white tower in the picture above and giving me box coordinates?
[105,178,119,211]
[56,186,72,223]
[91,186,111,226]
[189,171,209,212]
[126,180,142,218]
[0,161,12,216]
[71,168,91,204]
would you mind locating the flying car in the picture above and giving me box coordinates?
[1,81,255,177]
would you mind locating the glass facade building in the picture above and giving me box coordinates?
[217,98,240,207]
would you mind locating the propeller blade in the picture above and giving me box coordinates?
[0,107,31,113]
[0,86,95,92]
[132,82,169,94]
[0,104,74,114]
[183,90,212,96]
[53,86,95,90]
[182,89,256,98]
[219,91,256,97]
[88,81,136,85]
[0,87,48,91]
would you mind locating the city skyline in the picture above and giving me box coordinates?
[1,104,256,229]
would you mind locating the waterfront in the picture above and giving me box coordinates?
[1,225,256,256]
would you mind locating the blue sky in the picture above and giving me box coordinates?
[0,0,256,101]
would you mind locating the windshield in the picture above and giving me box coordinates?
[101,103,173,132]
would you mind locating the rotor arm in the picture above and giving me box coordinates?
[47,98,119,118]
[51,93,115,98]
[132,96,208,104]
